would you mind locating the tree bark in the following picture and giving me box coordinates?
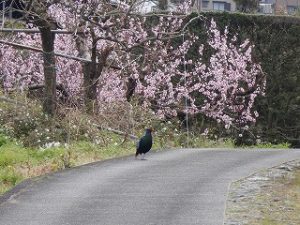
[82,37,112,113]
[74,28,98,113]
[158,0,168,10]
[39,26,57,116]
[125,77,136,102]
[23,0,58,116]
[83,61,96,113]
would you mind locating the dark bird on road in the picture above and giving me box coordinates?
[135,128,153,159]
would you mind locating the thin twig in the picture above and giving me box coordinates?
[95,124,138,140]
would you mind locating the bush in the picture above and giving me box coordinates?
[0,167,23,186]
[0,134,7,147]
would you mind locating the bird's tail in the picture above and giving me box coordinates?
[135,151,139,158]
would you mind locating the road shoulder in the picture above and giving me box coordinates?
[224,160,300,224]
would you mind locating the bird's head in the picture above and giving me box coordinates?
[145,128,153,134]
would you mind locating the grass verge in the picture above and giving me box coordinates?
[225,162,300,225]
[257,169,300,224]
[0,134,135,195]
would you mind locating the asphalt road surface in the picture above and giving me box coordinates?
[1,149,300,225]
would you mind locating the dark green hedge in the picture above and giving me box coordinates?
[186,12,300,146]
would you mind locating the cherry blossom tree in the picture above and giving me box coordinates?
[0,0,265,129]
[0,32,81,99]
[46,0,191,112]
[132,18,265,127]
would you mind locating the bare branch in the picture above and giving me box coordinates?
[0,39,121,70]
[0,28,82,34]
[0,39,91,62]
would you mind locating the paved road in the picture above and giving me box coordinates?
[1,149,300,225]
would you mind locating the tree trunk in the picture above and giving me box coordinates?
[74,28,112,113]
[84,41,112,113]
[126,77,136,102]
[83,61,98,113]
[39,26,57,116]
[73,27,95,113]
[22,0,58,116]
[158,0,168,10]
[82,37,98,114]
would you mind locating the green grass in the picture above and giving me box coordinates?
[0,134,7,147]
[0,168,23,185]
[191,136,235,148]
[0,134,137,195]
[0,143,28,167]
[152,131,235,149]
[254,142,290,149]
[0,167,23,194]
[261,217,281,225]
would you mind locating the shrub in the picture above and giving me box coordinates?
[0,134,7,147]
[0,167,23,186]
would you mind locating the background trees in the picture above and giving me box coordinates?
[233,0,259,13]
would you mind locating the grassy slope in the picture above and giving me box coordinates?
[0,134,135,194]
